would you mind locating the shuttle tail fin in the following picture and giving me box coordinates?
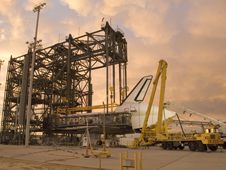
[121,75,153,105]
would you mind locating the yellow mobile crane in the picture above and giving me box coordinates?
[128,59,168,148]
[129,59,224,152]
[165,101,226,150]
[154,96,224,151]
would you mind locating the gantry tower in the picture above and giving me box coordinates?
[1,22,128,144]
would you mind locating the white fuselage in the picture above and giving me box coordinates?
[56,76,176,134]
[115,103,175,130]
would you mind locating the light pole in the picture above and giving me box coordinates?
[25,3,46,147]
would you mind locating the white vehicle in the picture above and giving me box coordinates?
[119,134,141,147]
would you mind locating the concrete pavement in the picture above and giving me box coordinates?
[0,144,226,170]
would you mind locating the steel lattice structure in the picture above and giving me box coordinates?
[1,22,128,144]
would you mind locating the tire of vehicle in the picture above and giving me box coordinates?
[167,142,173,150]
[196,142,206,152]
[162,142,167,150]
[189,142,196,151]
[96,140,102,145]
[173,147,178,150]
[178,145,184,150]
[209,145,218,151]
[223,142,226,149]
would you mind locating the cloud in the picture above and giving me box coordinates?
[0,20,5,24]
[100,0,146,16]
[0,1,26,39]
[0,29,7,41]
[60,0,101,17]
[60,0,179,44]
[0,0,226,123]
[0,0,35,56]
[22,0,44,11]
[187,0,226,38]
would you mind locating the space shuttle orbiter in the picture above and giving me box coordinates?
[55,75,176,134]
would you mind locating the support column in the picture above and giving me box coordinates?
[105,23,109,113]
[18,54,30,125]
[124,62,127,97]
[88,35,92,112]
[119,63,122,104]
[67,34,72,107]
[112,31,116,103]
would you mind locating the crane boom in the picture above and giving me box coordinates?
[165,101,226,132]
[138,59,168,144]
[127,59,168,148]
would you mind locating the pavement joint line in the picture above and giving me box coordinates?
[44,156,80,163]
[45,151,76,157]
[155,151,194,170]
[10,149,51,158]
[49,147,85,156]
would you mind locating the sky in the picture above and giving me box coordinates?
[0,0,226,125]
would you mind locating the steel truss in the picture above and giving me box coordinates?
[1,22,128,145]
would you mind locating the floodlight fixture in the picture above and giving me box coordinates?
[0,59,4,65]
[26,39,42,50]
[37,39,42,43]
[33,3,46,12]
[0,59,4,71]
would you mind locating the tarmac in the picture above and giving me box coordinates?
[0,144,226,170]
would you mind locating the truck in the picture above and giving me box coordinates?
[163,101,226,151]
[157,124,224,152]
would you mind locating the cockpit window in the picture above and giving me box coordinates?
[134,79,152,102]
